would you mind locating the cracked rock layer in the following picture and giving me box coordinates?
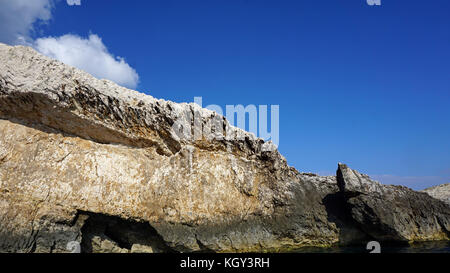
[0,43,449,252]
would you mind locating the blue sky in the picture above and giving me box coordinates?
[1,0,449,189]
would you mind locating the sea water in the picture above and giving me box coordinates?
[292,241,450,253]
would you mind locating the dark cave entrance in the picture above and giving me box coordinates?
[79,212,177,253]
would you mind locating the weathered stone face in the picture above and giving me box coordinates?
[0,117,339,252]
[423,184,450,206]
[0,43,449,253]
[0,43,343,252]
[337,163,450,242]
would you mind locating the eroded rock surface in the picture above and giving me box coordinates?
[423,184,450,206]
[337,163,450,242]
[0,43,449,252]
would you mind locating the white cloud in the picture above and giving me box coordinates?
[0,1,140,89]
[35,34,139,89]
[0,0,53,45]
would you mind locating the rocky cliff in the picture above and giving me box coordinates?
[337,164,450,242]
[0,43,449,253]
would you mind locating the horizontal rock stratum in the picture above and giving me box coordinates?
[0,43,449,253]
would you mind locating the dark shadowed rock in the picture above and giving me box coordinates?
[337,163,450,242]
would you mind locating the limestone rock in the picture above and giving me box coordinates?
[131,244,154,253]
[423,184,450,206]
[337,163,450,242]
[0,43,449,253]
[0,42,342,252]
[89,235,129,253]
